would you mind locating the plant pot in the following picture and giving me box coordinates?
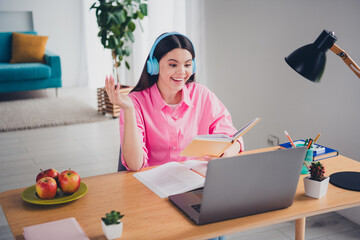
[97,86,133,118]
[101,221,123,240]
[303,176,330,198]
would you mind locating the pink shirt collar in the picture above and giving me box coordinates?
[150,83,193,111]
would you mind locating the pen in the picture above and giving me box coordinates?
[190,168,205,178]
[303,161,310,170]
[284,130,296,148]
[314,133,321,143]
[307,138,313,149]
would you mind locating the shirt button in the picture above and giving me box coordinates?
[172,147,176,150]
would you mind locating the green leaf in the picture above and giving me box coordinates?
[128,21,136,32]
[127,31,134,42]
[125,61,130,70]
[138,19,144,32]
[108,36,116,49]
[132,12,138,19]
[120,9,127,22]
[109,13,120,25]
[89,2,97,10]
[105,12,111,25]
[139,3,147,16]
[100,31,107,46]
[127,5,133,16]
[137,10,144,20]
[124,45,132,56]
[110,26,120,36]
[116,48,122,57]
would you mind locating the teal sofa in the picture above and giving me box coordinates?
[0,31,62,95]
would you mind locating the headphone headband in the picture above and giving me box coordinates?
[147,32,196,75]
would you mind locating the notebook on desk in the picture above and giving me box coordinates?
[169,147,307,225]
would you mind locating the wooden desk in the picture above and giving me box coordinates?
[1,147,360,240]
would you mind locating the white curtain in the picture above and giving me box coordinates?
[186,0,207,85]
[81,0,205,88]
[80,0,113,88]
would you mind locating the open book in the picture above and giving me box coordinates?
[133,160,208,198]
[180,117,261,158]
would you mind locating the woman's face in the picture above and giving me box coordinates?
[157,48,193,95]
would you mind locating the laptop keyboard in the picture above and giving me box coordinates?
[191,204,201,213]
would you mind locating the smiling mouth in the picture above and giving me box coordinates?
[171,77,185,82]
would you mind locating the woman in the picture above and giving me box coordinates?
[105,32,243,171]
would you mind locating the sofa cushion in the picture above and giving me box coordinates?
[0,63,51,82]
[10,32,48,63]
[0,31,37,63]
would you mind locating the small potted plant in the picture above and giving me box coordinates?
[303,162,330,198]
[101,210,125,239]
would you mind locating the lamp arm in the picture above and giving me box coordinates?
[330,44,360,79]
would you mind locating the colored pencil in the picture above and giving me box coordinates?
[284,130,296,148]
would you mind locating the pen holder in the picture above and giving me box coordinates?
[295,143,314,174]
[302,148,314,174]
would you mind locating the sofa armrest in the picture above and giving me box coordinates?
[44,50,61,78]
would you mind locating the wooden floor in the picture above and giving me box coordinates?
[0,88,359,240]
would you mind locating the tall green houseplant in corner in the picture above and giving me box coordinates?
[91,0,147,86]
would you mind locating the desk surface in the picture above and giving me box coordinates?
[1,147,360,240]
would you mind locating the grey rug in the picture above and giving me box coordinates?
[0,97,110,132]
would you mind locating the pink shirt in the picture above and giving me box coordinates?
[119,82,243,169]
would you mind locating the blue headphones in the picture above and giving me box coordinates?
[146,32,196,75]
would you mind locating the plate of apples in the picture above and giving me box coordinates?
[21,168,88,205]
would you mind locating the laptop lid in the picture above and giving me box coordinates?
[169,147,307,225]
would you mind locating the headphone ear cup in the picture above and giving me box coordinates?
[146,58,154,75]
[153,59,159,75]
[192,59,196,73]
[147,57,160,75]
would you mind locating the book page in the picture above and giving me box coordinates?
[195,134,232,142]
[182,160,208,176]
[232,117,261,140]
[133,162,205,198]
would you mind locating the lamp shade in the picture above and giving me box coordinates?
[285,30,337,83]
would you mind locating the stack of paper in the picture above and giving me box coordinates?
[23,217,89,240]
[134,160,207,198]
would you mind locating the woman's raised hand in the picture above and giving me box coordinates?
[105,75,134,110]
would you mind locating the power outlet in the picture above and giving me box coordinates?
[267,135,280,146]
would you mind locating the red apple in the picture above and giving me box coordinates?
[36,177,58,199]
[36,168,59,183]
[58,170,81,194]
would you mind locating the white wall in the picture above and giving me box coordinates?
[204,0,360,159]
[204,0,360,224]
[0,0,192,88]
[0,0,84,87]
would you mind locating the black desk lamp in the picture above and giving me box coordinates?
[285,30,360,191]
[285,29,360,82]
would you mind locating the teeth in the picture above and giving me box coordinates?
[172,78,183,81]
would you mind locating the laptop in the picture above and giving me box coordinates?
[169,147,307,225]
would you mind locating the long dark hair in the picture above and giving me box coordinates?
[131,33,196,93]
